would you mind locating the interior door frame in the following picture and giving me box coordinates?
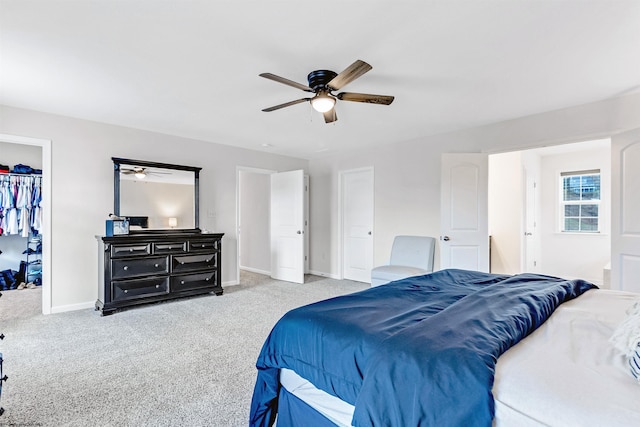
[235,166,276,283]
[339,166,374,281]
[522,165,540,272]
[0,133,52,315]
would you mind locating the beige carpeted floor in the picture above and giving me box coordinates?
[0,272,368,426]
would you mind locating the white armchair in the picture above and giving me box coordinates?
[370,236,436,287]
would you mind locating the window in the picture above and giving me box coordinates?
[560,169,600,232]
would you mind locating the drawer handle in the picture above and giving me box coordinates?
[205,259,211,263]
[124,289,128,293]
[155,285,160,289]
[206,277,209,281]
[181,280,185,285]
[168,246,172,249]
[123,266,129,271]
[154,263,159,268]
[180,261,185,265]
[129,248,133,252]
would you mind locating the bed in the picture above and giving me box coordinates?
[249,269,640,427]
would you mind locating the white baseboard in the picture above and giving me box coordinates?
[308,270,341,280]
[223,280,239,287]
[239,266,271,276]
[50,300,96,314]
[240,266,340,280]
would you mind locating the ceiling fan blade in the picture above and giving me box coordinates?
[262,98,311,112]
[259,73,313,92]
[323,109,338,123]
[337,92,395,105]
[327,60,372,90]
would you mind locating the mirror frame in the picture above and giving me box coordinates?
[112,157,202,233]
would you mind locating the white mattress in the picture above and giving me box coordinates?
[280,289,640,427]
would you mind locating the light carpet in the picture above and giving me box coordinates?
[0,272,367,426]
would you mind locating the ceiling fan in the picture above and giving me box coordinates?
[121,167,170,179]
[259,59,394,123]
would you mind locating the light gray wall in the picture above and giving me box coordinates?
[488,151,524,275]
[2,92,639,310]
[0,105,307,311]
[539,146,611,285]
[0,141,42,169]
[307,93,640,278]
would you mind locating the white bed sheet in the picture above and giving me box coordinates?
[493,289,640,426]
[280,289,640,427]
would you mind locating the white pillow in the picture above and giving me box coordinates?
[610,301,640,382]
[631,343,640,382]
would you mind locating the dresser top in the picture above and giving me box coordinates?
[99,232,224,243]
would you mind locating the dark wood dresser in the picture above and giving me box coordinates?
[96,232,224,315]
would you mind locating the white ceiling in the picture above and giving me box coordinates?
[1,0,639,160]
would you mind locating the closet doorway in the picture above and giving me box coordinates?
[0,134,52,314]
[236,167,310,284]
[488,138,611,287]
[237,167,274,280]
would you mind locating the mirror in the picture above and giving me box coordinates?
[112,157,201,232]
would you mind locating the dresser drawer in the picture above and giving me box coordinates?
[112,276,169,302]
[153,241,187,254]
[111,256,168,279]
[111,243,151,258]
[172,253,217,273]
[171,271,217,292]
[188,239,219,253]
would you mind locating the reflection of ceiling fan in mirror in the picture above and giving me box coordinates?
[121,167,171,179]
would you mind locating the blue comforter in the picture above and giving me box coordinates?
[249,269,596,426]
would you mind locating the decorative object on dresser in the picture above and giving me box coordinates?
[96,232,224,316]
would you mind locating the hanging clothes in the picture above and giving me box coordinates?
[31,176,42,234]
[0,174,42,236]
[1,176,18,235]
[17,176,33,237]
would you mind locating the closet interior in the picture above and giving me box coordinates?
[0,141,44,293]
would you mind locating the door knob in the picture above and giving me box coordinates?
[524,232,532,236]
[297,230,302,234]
[442,236,450,241]
[368,231,372,235]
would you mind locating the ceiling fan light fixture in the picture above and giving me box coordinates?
[135,171,146,179]
[311,92,336,113]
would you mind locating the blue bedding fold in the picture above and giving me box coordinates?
[249,269,596,427]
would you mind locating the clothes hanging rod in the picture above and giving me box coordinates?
[0,172,43,178]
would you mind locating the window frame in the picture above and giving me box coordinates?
[559,169,601,233]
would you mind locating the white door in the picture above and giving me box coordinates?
[440,153,489,272]
[271,170,305,284]
[611,127,640,293]
[342,168,374,283]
